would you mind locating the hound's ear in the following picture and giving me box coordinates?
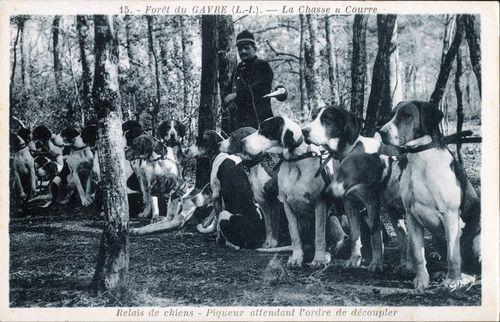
[343,112,362,144]
[283,129,298,150]
[157,122,169,139]
[177,121,186,138]
[419,102,443,135]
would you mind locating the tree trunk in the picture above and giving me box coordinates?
[304,15,322,112]
[19,17,27,86]
[52,16,62,93]
[91,15,129,293]
[463,15,481,97]
[10,18,21,105]
[389,17,403,105]
[351,14,368,118]
[217,15,236,134]
[196,15,218,188]
[429,15,465,110]
[455,46,464,163]
[324,16,339,105]
[76,15,92,124]
[180,16,192,115]
[299,15,307,112]
[146,16,161,136]
[124,15,136,66]
[364,14,396,137]
[438,15,456,134]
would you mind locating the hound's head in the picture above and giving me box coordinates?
[187,130,225,158]
[157,119,186,146]
[379,100,443,146]
[125,134,155,160]
[241,116,303,156]
[81,124,97,147]
[59,127,81,147]
[302,106,362,153]
[32,125,53,152]
[219,127,257,159]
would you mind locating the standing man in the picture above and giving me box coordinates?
[224,30,274,132]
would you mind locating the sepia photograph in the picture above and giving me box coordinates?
[1,1,499,321]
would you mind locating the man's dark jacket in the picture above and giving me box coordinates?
[227,56,273,132]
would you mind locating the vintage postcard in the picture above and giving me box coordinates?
[0,0,498,321]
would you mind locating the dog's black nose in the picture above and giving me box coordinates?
[301,128,310,137]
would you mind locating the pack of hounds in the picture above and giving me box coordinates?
[11,100,481,291]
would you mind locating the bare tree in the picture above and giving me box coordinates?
[463,15,481,97]
[389,17,403,104]
[364,15,397,136]
[304,15,322,112]
[10,17,21,105]
[91,15,129,293]
[351,15,368,118]
[76,15,92,123]
[299,15,307,112]
[19,16,28,86]
[429,15,465,110]
[52,16,62,93]
[180,16,193,114]
[124,15,137,66]
[146,16,161,136]
[324,16,339,105]
[455,46,464,163]
[217,15,237,134]
[196,15,218,188]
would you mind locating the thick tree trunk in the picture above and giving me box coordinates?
[299,15,307,112]
[463,15,481,97]
[438,15,456,134]
[364,14,396,137]
[196,15,218,188]
[77,15,92,123]
[455,46,464,163]
[91,15,129,293]
[217,15,236,134]
[324,16,339,105]
[52,16,62,93]
[389,17,403,105]
[429,15,465,110]
[304,15,322,112]
[351,14,368,118]
[146,16,161,136]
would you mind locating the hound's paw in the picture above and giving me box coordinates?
[81,196,92,207]
[428,251,442,261]
[287,253,304,268]
[138,211,150,220]
[344,255,362,269]
[441,274,475,290]
[311,252,331,268]
[413,270,430,291]
[150,215,162,224]
[367,259,384,272]
[393,261,414,277]
[262,237,278,249]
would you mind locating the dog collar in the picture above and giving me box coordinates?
[397,130,479,154]
[14,143,28,152]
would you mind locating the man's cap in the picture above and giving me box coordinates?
[236,30,256,46]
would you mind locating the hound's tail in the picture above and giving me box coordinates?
[256,245,293,253]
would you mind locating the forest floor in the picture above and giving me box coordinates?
[9,117,482,307]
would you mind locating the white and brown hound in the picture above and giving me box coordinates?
[302,106,411,273]
[242,116,347,267]
[125,133,180,223]
[11,130,37,201]
[379,100,480,290]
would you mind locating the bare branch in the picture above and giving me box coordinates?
[266,40,300,60]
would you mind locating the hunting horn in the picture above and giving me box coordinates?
[263,85,288,102]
